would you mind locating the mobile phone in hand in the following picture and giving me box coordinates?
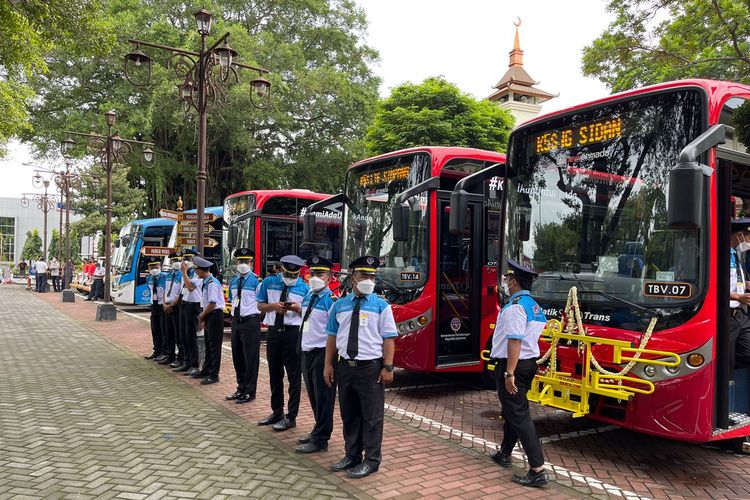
[283,301,293,308]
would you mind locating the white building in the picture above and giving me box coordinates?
[0,196,82,266]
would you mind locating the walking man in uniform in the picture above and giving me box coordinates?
[296,256,337,454]
[144,256,167,361]
[194,255,225,385]
[489,258,548,487]
[179,250,203,376]
[729,221,750,369]
[226,248,261,404]
[257,255,309,431]
[161,252,182,366]
[323,255,397,479]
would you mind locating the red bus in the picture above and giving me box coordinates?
[222,189,342,287]
[476,79,750,443]
[316,147,506,374]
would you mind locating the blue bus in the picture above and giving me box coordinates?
[111,217,176,305]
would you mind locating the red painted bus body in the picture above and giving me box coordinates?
[501,79,750,442]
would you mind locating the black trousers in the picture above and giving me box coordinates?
[336,360,384,467]
[202,309,224,378]
[180,302,201,368]
[730,310,750,369]
[51,275,61,292]
[149,304,164,355]
[162,305,178,360]
[88,278,103,299]
[231,314,261,394]
[173,304,184,364]
[302,348,336,444]
[266,326,302,419]
[37,274,48,293]
[495,358,545,469]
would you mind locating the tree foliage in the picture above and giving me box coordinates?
[21,229,42,260]
[48,228,82,263]
[24,0,380,219]
[0,0,111,152]
[365,77,514,156]
[582,0,750,92]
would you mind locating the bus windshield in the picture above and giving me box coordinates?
[116,223,140,274]
[344,153,431,289]
[506,89,705,306]
[222,194,256,279]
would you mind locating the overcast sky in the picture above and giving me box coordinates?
[0,0,613,199]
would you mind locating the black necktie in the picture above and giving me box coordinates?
[346,296,363,360]
[303,294,321,325]
[274,284,288,329]
[235,275,244,318]
[167,272,175,296]
[152,279,158,305]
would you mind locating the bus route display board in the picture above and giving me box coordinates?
[532,117,623,155]
[357,164,410,188]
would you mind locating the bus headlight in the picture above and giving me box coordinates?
[687,353,705,367]
[418,315,429,326]
[643,365,656,378]
[665,364,680,375]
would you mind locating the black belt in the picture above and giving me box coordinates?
[268,325,300,332]
[338,357,382,367]
[236,313,260,322]
[732,308,744,317]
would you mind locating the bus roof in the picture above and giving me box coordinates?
[516,79,750,130]
[183,206,223,216]
[348,146,506,176]
[126,217,176,228]
[224,189,330,204]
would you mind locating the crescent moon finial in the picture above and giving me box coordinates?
[514,17,522,28]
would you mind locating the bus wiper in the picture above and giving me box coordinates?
[553,274,662,318]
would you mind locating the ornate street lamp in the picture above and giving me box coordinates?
[124,8,271,254]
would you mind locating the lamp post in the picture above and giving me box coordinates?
[34,161,83,298]
[21,178,57,260]
[62,110,154,320]
[124,8,271,254]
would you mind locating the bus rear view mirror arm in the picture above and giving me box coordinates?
[667,124,731,230]
[448,162,505,235]
[391,177,440,242]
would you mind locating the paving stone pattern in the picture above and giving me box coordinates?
[0,287,363,500]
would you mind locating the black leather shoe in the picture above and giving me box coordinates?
[297,435,311,444]
[272,417,296,431]
[346,462,378,479]
[511,469,549,488]
[169,361,182,368]
[236,393,255,404]
[184,368,199,376]
[157,357,174,365]
[226,391,242,401]
[490,450,512,468]
[144,352,158,359]
[201,377,219,385]
[295,442,327,454]
[154,355,168,362]
[173,365,189,372]
[190,371,209,379]
[257,414,283,426]
[330,456,361,472]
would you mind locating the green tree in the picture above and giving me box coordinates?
[582,0,750,92]
[365,77,514,155]
[24,0,379,214]
[0,0,110,153]
[21,229,43,260]
[48,229,61,260]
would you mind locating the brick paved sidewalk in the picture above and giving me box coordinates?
[27,288,590,499]
[0,287,362,500]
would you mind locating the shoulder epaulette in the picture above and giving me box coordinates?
[512,296,522,304]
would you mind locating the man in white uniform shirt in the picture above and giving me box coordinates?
[34,257,48,293]
[179,249,203,377]
[194,255,225,385]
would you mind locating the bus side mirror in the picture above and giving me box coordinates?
[449,190,469,234]
[303,212,316,243]
[392,205,409,242]
[114,239,120,248]
[667,161,704,230]
[229,226,238,248]
[519,212,531,242]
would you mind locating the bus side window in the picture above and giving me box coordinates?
[486,210,500,264]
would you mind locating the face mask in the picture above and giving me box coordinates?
[356,279,375,295]
[149,268,161,277]
[184,261,195,269]
[501,282,510,296]
[739,242,750,253]
[283,276,298,287]
[309,276,327,292]
[236,263,251,275]
[172,262,181,270]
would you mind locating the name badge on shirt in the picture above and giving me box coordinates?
[359,313,368,327]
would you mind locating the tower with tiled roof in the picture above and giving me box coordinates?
[488,19,556,125]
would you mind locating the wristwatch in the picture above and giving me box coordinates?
[504,371,514,379]
[383,364,395,372]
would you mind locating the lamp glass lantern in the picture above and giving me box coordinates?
[251,75,271,99]
[143,147,154,164]
[105,110,117,127]
[111,135,122,153]
[194,9,213,35]
[215,41,238,69]
[61,137,76,158]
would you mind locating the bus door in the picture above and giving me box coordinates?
[436,194,484,366]
[261,218,296,277]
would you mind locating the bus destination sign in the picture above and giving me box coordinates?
[533,117,623,154]
[358,165,410,188]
